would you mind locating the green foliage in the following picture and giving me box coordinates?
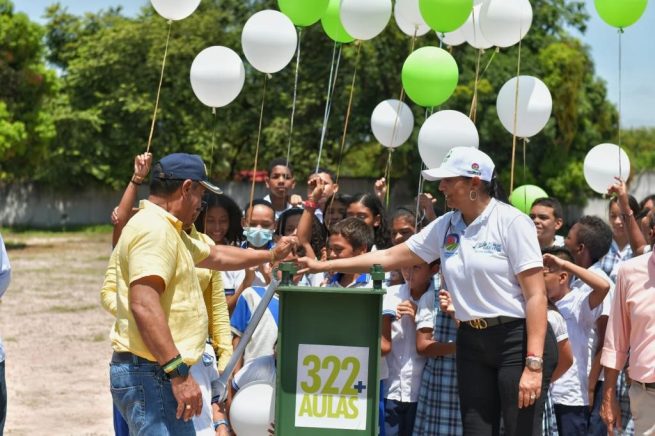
[0,0,57,181]
[0,0,628,207]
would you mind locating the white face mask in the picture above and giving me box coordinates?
[243,227,273,248]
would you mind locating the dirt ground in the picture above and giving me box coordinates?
[0,231,115,435]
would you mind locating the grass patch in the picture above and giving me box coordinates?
[49,303,97,313]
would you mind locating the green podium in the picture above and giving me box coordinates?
[274,264,386,435]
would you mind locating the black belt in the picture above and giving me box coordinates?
[111,351,159,365]
[462,316,524,330]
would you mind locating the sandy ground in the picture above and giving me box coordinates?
[1,232,115,435]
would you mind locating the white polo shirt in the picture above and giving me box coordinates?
[550,287,604,406]
[382,283,428,403]
[406,198,542,321]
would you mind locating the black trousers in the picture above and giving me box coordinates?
[456,319,558,436]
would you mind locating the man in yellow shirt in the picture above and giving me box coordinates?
[108,153,295,435]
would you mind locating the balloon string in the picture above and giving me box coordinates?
[315,42,342,172]
[210,107,217,177]
[469,49,483,122]
[145,19,173,153]
[387,28,417,150]
[414,108,433,229]
[509,35,523,193]
[384,148,393,207]
[618,28,623,178]
[248,74,269,224]
[286,28,302,170]
[522,137,527,210]
[334,41,362,187]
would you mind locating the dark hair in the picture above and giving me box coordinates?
[391,206,429,233]
[195,193,243,245]
[244,199,275,221]
[541,246,574,263]
[649,210,655,229]
[480,171,508,203]
[575,215,613,264]
[276,208,303,236]
[609,194,640,218]
[636,207,651,221]
[149,162,185,196]
[323,193,353,224]
[308,214,328,257]
[268,157,294,177]
[532,197,564,220]
[329,217,374,252]
[349,193,392,249]
[639,194,655,211]
[315,167,336,184]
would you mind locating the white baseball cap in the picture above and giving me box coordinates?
[422,147,495,182]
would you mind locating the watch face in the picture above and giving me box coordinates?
[527,357,543,370]
[178,363,190,377]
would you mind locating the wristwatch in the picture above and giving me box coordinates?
[165,362,190,379]
[525,355,544,371]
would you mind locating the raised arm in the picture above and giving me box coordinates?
[608,178,648,255]
[112,153,152,247]
[543,254,611,310]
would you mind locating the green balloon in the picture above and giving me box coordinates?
[278,0,329,27]
[509,185,548,214]
[321,0,354,43]
[594,0,648,29]
[419,0,473,33]
[401,47,459,107]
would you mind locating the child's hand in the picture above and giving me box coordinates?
[542,253,565,271]
[438,290,454,314]
[396,300,417,319]
[374,177,387,199]
[307,175,328,202]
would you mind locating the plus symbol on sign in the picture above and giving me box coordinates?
[353,380,367,394]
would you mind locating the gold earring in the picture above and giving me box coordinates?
[469,190,478,201]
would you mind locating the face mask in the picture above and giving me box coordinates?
[243,227,273,248]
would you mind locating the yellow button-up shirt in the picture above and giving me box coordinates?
[109,200,210,365]
[189,227,233,371]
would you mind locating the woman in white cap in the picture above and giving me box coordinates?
[299,147,557,436]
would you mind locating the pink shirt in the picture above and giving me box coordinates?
[601,252,655,383]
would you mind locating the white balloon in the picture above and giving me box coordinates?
[230,382,275,436]
[462,4,493,49]
[584,143,631,194]
[418,110,479,168]
[190,46,245,108]
[150,0,200,21]
[242,10,298,74]
[479,0,532,48]
[395,0,423,27]
[394,4,430,37]
[371,99,415,148]
[437,27,467,46]
[496,75,552,138]
[340,0,392,40]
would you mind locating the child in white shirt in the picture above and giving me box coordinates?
[382,260,439,436]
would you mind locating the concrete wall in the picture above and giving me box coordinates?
[0,177,415,228]
[2,173,654,228]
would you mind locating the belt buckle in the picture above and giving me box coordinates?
[468,318,488,329]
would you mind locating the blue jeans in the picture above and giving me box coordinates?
[110,359,195,436]
[0,360,5,436]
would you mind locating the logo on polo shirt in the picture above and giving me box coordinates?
[473,241,502,254]
[444,233,460,255]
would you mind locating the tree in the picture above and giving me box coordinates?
[3,0,619,207]
[0,0,57,182]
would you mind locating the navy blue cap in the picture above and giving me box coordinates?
[154,153,222,194]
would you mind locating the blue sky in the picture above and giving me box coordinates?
[14,0,654,127]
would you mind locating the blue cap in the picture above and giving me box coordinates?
[154,153,222,194]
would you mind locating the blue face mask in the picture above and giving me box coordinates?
[243,227,273,248]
